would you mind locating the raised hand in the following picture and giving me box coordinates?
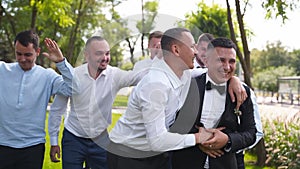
[42,38,64,63]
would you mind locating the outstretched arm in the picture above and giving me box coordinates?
[48,95,69,162]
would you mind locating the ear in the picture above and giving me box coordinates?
[84,50,89,59]
[36,47,41,57]
[171,44,180,56]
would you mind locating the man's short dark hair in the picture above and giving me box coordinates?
[207,37,237,51]
[148,31,163,42]
[161,28,190,55]
[85,36,105,50]
[14,30,39,50]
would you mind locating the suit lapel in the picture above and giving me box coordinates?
[169,78,200,134]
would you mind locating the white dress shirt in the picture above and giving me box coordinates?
[201,74,227,169]
[109,58,196,152]
[201,75,227,128]
[133,58,153,71]
[193,69,263,148]
[49,63,146,145]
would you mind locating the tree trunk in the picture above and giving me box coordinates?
[67,0,84,66]
[234,0,267,165]
[125,38,135,65]
[226,0,267,166]
[226,0,252,88]
[141,33,145,56]
[226,0,245,81]
[234,0,252,88]
[30,1,38,31]
[255,138,267,166]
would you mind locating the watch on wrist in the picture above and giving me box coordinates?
[224,137,232,152]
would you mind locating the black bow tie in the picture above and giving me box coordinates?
[206,81,226,95]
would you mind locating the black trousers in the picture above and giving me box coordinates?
[0,143,45,169]
[107,151,169,169]
[236,151,245,169]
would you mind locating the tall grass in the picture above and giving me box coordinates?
[261,110,300,168]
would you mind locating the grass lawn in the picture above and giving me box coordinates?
[244,153,274,169]
[43,95,127,169]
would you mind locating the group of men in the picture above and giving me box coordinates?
[0,27,262,169]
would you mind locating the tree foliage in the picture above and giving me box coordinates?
[251,41,290,73]
[251,41,299,91]
[0,0,74,63]
[289,49,300,76]
[0,0,130,68]
[253,66,295,92]
[262,0,299,23]
[184,1,230,42]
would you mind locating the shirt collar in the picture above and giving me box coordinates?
[83,63,109,78]
[206,74,227,86]
[16,63,37,72]
[152,58,191,89]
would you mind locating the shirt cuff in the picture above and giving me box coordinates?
[185,134,196,146]
[55,58,66,66]
[50,136,59,146]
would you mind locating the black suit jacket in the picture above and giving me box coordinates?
[171,73,257,169]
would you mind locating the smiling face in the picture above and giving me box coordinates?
[15,41,40,71]
[148,37,162,59]
[178,31,198,69]
[85,39,110,77]
[205,47,236,84]
[195,41,209,66]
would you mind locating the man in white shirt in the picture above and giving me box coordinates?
[133,30,163,71]
[194,33,214,68]
[48,36,147,169]
[107,27,213,169]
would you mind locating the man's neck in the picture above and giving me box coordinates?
[88,66,104,80]
[196,58,205,68]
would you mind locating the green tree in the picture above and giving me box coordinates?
[0,0,74,63]
[251,41,289,72]
[136,0,158,57]
[0,0,129,68]
[253,66,295,92]
[123,0,158,66]
[264,41,290,67]
[262,0,299,23]
[289,49,300,76]
[184,1,230,42]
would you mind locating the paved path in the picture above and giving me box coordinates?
[257,96,299,124]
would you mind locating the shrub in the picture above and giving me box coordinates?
[263,118,300,168]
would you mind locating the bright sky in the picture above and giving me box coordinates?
[115,0,300,51]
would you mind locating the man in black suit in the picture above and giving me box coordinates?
[171,37,257,169]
